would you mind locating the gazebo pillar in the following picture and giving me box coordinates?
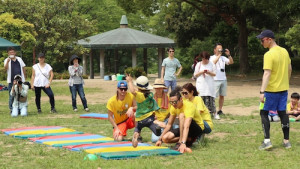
[132,48,137,67]
[89,49,94,79]
[158,48,164,78]
[143,48,147,73]
[100,49,105,79]
[83,54,87,75]
[114,49,119,74]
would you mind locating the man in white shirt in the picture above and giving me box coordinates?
[209,43,234,119]
[4,47,26,114]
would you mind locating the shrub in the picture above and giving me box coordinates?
[124,67,146,78]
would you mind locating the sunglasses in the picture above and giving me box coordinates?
[119,88,128,91]
[169,100,179,105]
[181,91,188,95]
[261,38,268,43]
[169,50,175,53]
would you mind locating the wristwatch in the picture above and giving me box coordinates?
[260,91,264,94]
[181,141,186,144]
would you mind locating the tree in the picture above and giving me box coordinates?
[285,23,300,55]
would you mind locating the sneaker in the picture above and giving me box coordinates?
[259,141,272,150]
[74,109,78,112]
[137,136,143,142]
[85,108,89,112]
[214,113,220,120]
[37,109,42,114]
[132,132,139,148]
[283,141,291,149]
[198,134,205,144]
[51,108,57,113]
[172,142,181,150]
[155,126,162,136]
[217,110,225,115]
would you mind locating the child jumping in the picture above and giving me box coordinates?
[126,75,161,148]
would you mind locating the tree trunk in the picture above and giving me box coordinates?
[238,15,249,74]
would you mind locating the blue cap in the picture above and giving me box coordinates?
[256,30,275,39]
[117,81,128,88]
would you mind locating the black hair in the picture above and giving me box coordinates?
[169,86,182,99]
[182,83,198,96]
[214,43,222,49]
[7,47,15,52]
[199,51,210,60]
[167,47,175,52]
[291,92,300,99]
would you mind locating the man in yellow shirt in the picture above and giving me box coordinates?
[257,30,292,150]
[156,86,204,153]
[107,81,136,141]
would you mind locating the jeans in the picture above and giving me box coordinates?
[164,80,177,93]
[8,83,14,110]
[34,86,55,110]
[69,84,88,109]
[11,106,27,117]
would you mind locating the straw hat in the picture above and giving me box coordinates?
[135,76,153,90]
[153,79,167,89]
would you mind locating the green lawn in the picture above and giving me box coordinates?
[0,80,299,169]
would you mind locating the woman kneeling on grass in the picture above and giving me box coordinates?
[126,75,162,148]
[156,86,205,153]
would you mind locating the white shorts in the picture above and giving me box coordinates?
[215,80,227,97]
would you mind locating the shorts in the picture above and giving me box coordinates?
[134,115,161,136]
[170,119,203,138]
[201,96,216,114]
[215,80,227,97]
[114,117,135,136]
[263,91,288,111]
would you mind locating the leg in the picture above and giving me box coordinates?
[162,131,179,143]
[69,85,77,110]
[43,87,55,110]
[171,80,177,92]
[20,106,27,116]
[218,80,227,113]
[77,84,88,109]
[219,96,224,111]
[277,111,290,140]
[164,80,171,93]
[8,83,14,111]
[34,87,42,110]
[260,110,270,139]
[11,107,18,117]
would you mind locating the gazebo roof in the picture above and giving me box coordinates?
[0,37,21,50]
[78,16,175,49]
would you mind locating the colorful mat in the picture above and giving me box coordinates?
[79,113,108,120]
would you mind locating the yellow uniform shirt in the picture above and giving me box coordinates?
[286,102,299,111]
[170,100,204,130]
[106,92,134,124]
[263,46,291,92]
[155,97,170,122]
[189,96,213,129]
[135,91,155,121]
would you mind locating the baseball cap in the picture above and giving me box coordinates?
[117,81,128,88]
[38,53,45,58]
[256,30,275,39]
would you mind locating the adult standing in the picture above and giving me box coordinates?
[107,81,136,141]
[161,47,182,93]
[257,30,292,150]
[210,43,234,117]
[194,51,218,119]
[68,55,89,112]
[4,47,26,114]
[31,53,57,113]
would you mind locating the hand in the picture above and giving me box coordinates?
[155,140,162,146]
[6,58,11,62]
[178,143,186,153]
[45,84,50,88]
[225,49,231,56]
[260,94,264,103]
[293,110,298,115]
[161,78,164,83]
[13,80,17,85]
[74,63,79,67]
[113,128,121,140]
[31,86,35,91]
[125,74,132,82]
[126,107,134,118]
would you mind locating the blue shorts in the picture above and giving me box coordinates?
[263,91,288,111]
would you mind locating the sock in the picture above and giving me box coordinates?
[264,139,270,144]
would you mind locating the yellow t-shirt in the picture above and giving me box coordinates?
[170,100,204,130]
[286,102,298,111]
[190,96,213,129]
[263,46,291,92]
[106,92,134,124]
[155,97,170,122]
[135,91,155,121]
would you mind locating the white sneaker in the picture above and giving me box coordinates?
[214,113,220,120]
[85,108,89,112]
[74,109,78,112]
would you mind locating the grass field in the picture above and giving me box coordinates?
[0,80,299,169]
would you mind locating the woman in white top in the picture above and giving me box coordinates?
[194,51,218,119]
[31,53,56,113]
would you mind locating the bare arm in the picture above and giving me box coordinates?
[178,117,193,153]
[155,114,176,146]
[288,64,292,80]
[175,66,182,76]
[126,75,137,96]
[22,67,26,79]
[161,66,165,81]
[31,68,35,90]
[260,69,271,103]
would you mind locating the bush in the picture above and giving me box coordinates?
[124,67,146,78]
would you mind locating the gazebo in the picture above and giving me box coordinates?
[77,15,175,79]
[0,37,21,50]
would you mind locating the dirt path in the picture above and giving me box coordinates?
[54,73,300,116]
